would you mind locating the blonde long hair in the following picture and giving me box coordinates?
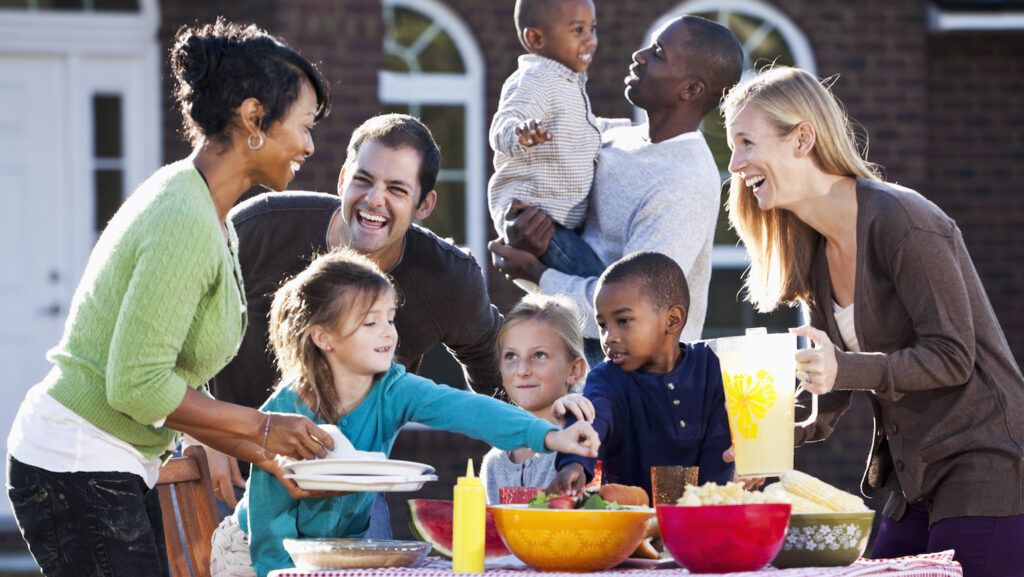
[721,66,882,312]
[497,294,588,394]
[269,248,393,422]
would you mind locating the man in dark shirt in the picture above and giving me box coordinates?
[208,115,503,494]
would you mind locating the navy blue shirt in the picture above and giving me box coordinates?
[556,342,733,498]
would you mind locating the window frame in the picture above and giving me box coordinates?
[0,0,155,51]
[379,0,488,275]
[642,0,817,335]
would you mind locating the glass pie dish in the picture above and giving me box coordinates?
[283,538,431,569]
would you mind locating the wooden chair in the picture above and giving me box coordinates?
[157,445,220,577]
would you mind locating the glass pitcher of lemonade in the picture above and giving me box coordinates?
[708,328,818,477]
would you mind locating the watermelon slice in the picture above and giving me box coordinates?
[407,499,510,559]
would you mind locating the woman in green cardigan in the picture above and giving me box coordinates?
[6,19,334,577]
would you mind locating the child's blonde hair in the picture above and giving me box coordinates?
[269,248,394,422]
[497,294,588,393]
[721,66,882,312]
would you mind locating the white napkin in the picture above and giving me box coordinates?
[317,424,386,461]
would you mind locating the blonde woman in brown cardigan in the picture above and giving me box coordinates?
[722,66,1024,577]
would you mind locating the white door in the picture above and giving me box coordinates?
[0,53,158,529]
[0,55,70,491]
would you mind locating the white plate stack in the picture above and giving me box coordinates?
[283,425,437,492]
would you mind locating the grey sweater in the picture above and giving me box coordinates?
[480,447,558,505]
[539,124,721,340]
[796,178,1024,524]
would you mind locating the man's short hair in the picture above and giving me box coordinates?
[679,15,744,115]
[598,252,690,313]
[514,0,560,51]
[345,113,441,205]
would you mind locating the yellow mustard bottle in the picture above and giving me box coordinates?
[452,458,485,573]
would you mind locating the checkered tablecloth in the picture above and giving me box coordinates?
[269,550,961,577]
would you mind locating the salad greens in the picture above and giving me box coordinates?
[528,492,555,508]
[580,494,622,510]
[527,492,623,510]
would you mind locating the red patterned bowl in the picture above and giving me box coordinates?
[657,503,791,573]
[497,486,544,505]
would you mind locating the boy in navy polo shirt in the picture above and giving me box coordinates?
[552,252,733,499]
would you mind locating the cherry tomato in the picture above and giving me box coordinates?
[547,495,576,509]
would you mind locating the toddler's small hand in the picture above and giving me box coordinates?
[552,393,595,426]
[514,119,552,147]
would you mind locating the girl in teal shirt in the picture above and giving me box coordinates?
[210,249,600,577]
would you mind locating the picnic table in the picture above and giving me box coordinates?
[269,550,962,577]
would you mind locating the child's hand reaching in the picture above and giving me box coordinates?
[544,420,600,458]
[514,119,552,147]
[549,462,587,495]
[552,393,595,427]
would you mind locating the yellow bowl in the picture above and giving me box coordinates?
[488,505,654,572]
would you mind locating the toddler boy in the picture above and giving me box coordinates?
[488,0,629,279]
[552,252,734,498]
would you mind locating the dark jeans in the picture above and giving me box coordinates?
[540,224,605,279]
[7,457,170,577]
[366,493,393,539]
[872,498,1024,577]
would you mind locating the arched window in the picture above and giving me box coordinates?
[380,0,487,272]
[645,0,816,337]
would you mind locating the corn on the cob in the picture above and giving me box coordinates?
[763,483,832,514]
[780,470,868,512]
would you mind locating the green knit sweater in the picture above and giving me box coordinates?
[47,160,247,460]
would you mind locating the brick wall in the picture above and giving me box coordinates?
[927,31,1024,360]
[159,0,382,195]
[153,1,1021,528]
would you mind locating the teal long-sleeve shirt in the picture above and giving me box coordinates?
[236,364,556,577]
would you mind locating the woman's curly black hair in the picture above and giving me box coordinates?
[171,18,331,148]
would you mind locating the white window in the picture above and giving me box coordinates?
[380,0,487,273]
[645,0,816,337]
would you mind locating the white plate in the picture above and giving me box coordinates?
[285,458,434,477]
[617,557,678,569]
[286,473,438,492]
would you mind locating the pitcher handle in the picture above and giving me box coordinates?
[795,384,819,427]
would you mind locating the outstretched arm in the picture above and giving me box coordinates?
[489,74,552,156]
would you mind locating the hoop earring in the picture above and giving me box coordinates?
[247,133,265,150]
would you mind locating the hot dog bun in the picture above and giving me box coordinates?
[599,483,650,507]
[630,518,662,559]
